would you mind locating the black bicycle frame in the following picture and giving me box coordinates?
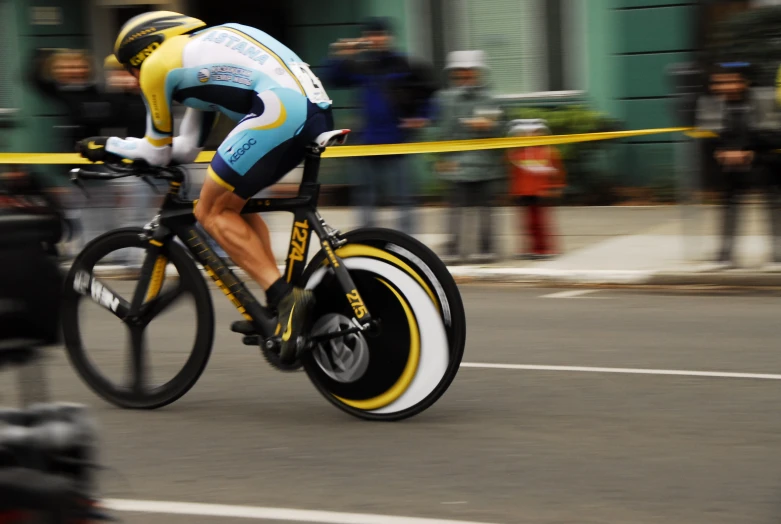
[124,146,372,340]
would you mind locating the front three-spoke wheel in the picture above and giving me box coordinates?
[62,228,214,409]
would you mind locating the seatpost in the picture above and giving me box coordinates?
[300,146,323,186]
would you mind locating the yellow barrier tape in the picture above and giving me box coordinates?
[685,130,718,139]
[0,126,695,165]
[319,127,693,158]
[0,154,95,165]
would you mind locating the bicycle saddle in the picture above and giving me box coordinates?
[313,129,351,148]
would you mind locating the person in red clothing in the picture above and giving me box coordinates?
[506,119,566,259]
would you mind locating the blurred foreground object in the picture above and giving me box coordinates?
[0,402,109,522]
[506,120,566,260]
[0,168,109,520]
[433,50,503,264]
[0,169,109,521]
[0,167,66,345]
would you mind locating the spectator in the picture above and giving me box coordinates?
[324,18,438,235]
[29,49,113,151]
[102,54,146,138]
[432,50,503,264]
[29,49,113,257]
[697,62,781,270]
[506,119,566,260]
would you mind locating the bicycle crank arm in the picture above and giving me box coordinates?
[308,324,366,344]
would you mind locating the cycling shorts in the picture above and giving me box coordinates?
[208,86,334,199]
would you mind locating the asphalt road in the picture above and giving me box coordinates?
[4,284,781,524]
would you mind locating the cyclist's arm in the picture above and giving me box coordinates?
[105,53,176,166]
[104,107,173,167]
[172,108,219,164]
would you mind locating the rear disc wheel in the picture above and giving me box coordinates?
[301,228,466,421]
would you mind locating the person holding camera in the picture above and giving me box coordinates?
[323,18,439,234]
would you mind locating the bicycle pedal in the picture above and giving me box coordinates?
[231,320,256,335]
[242,335,260,346]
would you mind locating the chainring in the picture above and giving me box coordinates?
[260,341,304,372]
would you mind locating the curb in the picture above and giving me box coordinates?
[647,270,781,287]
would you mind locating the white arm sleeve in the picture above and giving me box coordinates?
[105,136,172,167]
[172,108,205,164]
[105,108,209,166]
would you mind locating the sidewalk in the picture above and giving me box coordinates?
[75,204,781,287]
[259,205,781,287]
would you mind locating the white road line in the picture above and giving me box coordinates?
[540,289,600,299]
[461,362,781,381]
[104,499,500,524]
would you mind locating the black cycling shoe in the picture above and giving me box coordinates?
[230,320,255,335]
[275,287,316,364]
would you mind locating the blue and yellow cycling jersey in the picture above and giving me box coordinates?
[105,23,332,169]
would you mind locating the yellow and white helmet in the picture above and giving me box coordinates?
[114,11,205,68]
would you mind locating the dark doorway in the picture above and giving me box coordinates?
[189,0,290,43]
[697,0,752,58]
[111,5,157,31]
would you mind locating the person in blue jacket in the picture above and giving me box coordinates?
[324,17,438,234]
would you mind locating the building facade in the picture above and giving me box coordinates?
[0,0,771,186]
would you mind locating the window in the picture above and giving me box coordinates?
[436,0,586,97]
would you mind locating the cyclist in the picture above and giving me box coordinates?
[76,12,334,363]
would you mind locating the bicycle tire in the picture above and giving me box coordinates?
[61,228,215,410]
[300,227,466,421]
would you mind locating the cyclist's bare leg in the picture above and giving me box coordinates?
[195,177,281,289]
[244,213,276,266]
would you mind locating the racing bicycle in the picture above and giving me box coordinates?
[61,129,466,421]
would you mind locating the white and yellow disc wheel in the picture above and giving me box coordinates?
[301,229,466,421]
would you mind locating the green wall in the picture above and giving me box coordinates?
[587,0,696,185]
[3,0,90,154]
